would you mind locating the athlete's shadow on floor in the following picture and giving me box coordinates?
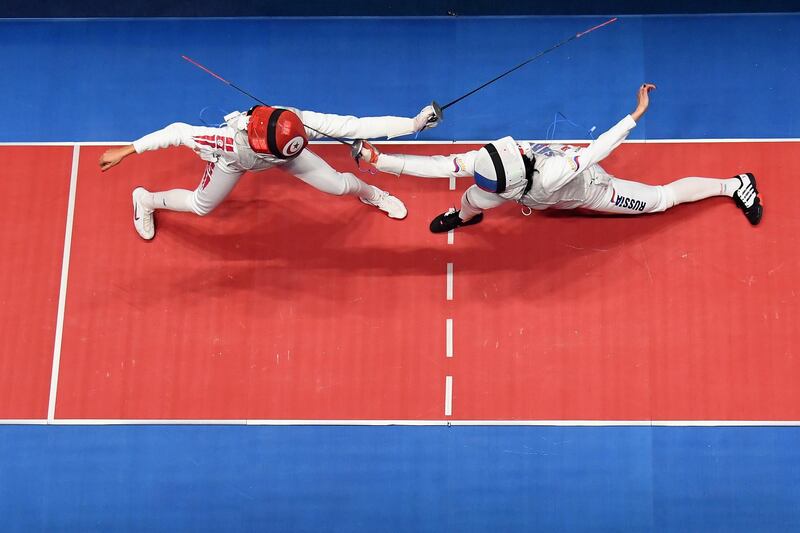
[152,196,714,304]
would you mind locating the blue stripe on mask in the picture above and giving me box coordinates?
[474,171,498,192]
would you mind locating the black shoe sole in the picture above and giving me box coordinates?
[745,203,763,226]
[429,211,483,233]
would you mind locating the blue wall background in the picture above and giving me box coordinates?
[1,15,798,142]
[1,13,799,531]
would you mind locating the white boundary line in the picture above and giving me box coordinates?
[9,141,798,428]
[47,144,80,422]
[3,419,800,426]
[1,138,799,147]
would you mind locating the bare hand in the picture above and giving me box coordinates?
[637,83,656,109]
[631,83,656,121]
[99,145,135,172]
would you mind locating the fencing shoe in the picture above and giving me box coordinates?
[429,208,483,233]
[132,187,155,240]
[360,190,407,219]
[733,173,763,225]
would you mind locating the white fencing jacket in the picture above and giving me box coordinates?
[133,108,419,173]
[374,114,638,210]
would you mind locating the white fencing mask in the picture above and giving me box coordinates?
[473,137,527,194]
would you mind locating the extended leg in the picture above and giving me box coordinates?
[584,174,760,223]
[283,149,407,219]
[131,162,244,240]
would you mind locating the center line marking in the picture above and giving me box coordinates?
[446,262,453,300]
[447,229,454,245]
[48,144,80,422]
[445,376,453,416]
[449,176,456,190]
[446,319,453,358]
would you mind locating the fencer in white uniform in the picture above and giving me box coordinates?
[100,104,438,240]
[358,84,763,232]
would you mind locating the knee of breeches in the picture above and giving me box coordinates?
[302,172,352,196]
[462,191,478,210]
[656,184,675,212]
[191,204,214,217]
[333,172,360,196]
[188,195,217,217]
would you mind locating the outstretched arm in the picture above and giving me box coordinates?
[578,83,655,168]
[99,122,199,172]
[99,144,136,172]
[539,83,655,194]
[298,105,439,141]
[359,140,478,179]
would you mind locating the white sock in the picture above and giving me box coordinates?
[140,189,195,212]
[722,178,742,198]
[722,177,741,197]
[664,177,740,206]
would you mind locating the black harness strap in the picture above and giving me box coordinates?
[484,143,506,194]
[522,153,535,197]
[266,108,287,158]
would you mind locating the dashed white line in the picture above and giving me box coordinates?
[449,175,456,190]
[446,319,453,358]
[447,229,454,245]
[446,262,453,300]
[48,144,80,422]
[445,376,453,416]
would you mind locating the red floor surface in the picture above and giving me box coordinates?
[56,145,456,419]
[9,142,799,420]
[0,146,72,418]
[453,142,799,420]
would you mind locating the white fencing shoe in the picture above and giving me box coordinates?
[360,190,407,220]
[132,187,155,240]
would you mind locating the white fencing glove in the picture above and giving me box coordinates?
[413,104,440,131]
